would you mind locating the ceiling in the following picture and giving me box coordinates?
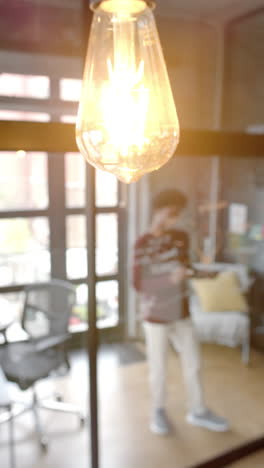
[155,0,264,22]
[19,0,264,23]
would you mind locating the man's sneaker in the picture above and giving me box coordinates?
[186,409,229,432]
[150,408,172,435]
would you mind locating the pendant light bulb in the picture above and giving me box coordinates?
[76,0,179,183]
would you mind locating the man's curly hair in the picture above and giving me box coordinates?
[152,189,187,214]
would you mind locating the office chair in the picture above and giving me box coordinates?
[0,367,15,468]
[0,279,85,451]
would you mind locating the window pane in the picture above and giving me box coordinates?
[97,281,119,328]
[65,152,118,208]
[96,170,118,207]
[69,283,88,331]
[0,217,50,286]
[69,281,119,331]
[61,115,77,124]
[0,152,48,210]
[66,215,87,279]
[0,73,49,98]
[65,152,86,208]
[96,214,118,276]
[60,78,82,101]
[0,110,50,121]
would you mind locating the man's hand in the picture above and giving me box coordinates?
[170,266,186,284]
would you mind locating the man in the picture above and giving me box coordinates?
[133,189,229,435]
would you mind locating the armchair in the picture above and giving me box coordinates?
[189,263,251,364]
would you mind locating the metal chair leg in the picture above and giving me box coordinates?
[31,388,48,451]
[242,338,250,365]
[32,404,48,452]
[39,399,86,427]
[0,403,31,424]
[8,406,16,468]
[0,386,86,454]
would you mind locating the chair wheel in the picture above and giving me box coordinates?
[55,394,63,402]
[40,437,48,452]
[80,415,86,427]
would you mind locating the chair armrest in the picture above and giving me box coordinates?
[35,334,71,352]
[0,316,16,344]
[0,367,11,407]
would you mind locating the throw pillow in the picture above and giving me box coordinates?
[191,271,248,313]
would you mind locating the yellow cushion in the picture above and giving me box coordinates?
[191,271,248,313]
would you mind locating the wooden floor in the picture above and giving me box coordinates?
[230,451,264,467]
[0,343,264,468]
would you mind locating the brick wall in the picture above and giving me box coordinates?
[224,11,264,131]
[221,10,264,270]
[148,11,264,267]
[150,16,217,198]
[157,16,217,130]
[146,17,218,261]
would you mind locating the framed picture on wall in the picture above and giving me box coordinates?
[228,203,248,235]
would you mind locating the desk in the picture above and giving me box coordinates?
[0,367,15,468]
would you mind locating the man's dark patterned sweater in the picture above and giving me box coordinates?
[133,229,190,323]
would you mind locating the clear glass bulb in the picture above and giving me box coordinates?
[76,0,179,183]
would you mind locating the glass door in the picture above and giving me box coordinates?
[64,150,125,340]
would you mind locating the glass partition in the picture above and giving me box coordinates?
[100,153,264,468]
[0,4,264,467]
